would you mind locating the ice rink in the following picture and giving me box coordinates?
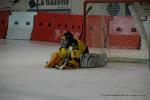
[0,39,149,100]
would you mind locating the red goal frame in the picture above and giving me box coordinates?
[83,0,147,43]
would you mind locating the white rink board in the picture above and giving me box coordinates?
[6,12,37,40]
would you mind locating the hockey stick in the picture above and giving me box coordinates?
[55,58,68,70]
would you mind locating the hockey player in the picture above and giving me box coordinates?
[45,31,89,69]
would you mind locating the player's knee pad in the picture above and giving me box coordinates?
[46,52,61,68]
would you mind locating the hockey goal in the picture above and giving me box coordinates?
[83,0,149,63]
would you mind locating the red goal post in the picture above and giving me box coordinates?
[83,0,148,43]
[82,0,149,63]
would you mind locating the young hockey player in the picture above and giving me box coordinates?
[45,31,89,69]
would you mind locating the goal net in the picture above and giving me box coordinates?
[83,0,149,63]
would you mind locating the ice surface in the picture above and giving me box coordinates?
[0,39,149,100]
